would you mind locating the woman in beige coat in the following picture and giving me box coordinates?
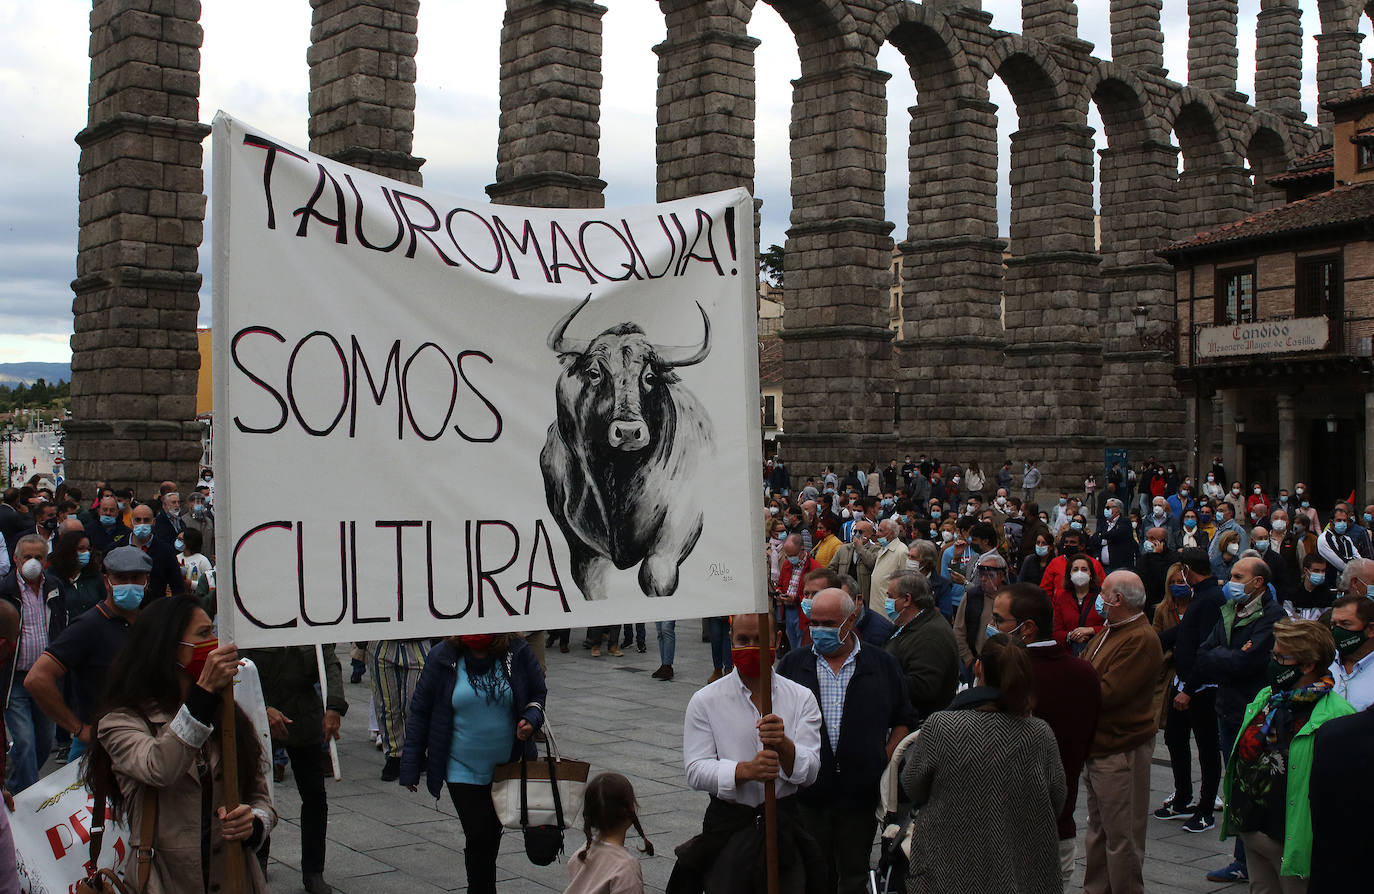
[85,594,274,893]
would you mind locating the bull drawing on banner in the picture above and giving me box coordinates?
[540,295,713,600]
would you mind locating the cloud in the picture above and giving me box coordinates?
[0,0,1351,364]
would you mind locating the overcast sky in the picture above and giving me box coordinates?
[0,1,1354,364]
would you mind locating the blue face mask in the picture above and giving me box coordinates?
[99,515,116,526]
[1058,498,1067,506]
[1183,518,1197,530]
[931,510,941,520]
[1335,521,1349,535]
[77,551,91,567]
[1070,521,1084,532]
[800,597,813,618]
[111,582,144,611]
[1301,501,1310,509]
[1309,572,1326,587]
[133,524,152,540]
[1365,514,1372,525]
[810,625,844,656]
[1254,540,1270,553]
[884,597,899,621]
[1169,583,1191,600]
[1035,544,1049,557]
[174,539,185,552]
[1094,594,1107,617]
[1224,580,1252,602]
[788,555,801,566]
[1141,540,1155,554]
[877,537,888,548]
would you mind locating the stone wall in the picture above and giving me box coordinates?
[70,0,1349,498]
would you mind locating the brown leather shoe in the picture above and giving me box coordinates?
[658,665,674,681]
[651,664,670,679]
[706,668,723,683]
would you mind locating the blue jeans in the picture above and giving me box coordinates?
[5,671,55,793]
[656,621,676,665]
[708,617,733,671]
[783,605,803,650]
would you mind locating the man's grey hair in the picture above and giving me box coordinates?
[784,533,803,550]
[838,573,861,598]
[835,590,857,619]
[14,533,48,557]
[891,570,935,612]
[975,553,1008,571]
[910,539,937,564]
[1107,570,1147,608]
[1339,557,1374,592]
[1106,498,1124,511]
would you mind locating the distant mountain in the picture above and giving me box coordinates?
[0,362,71,386]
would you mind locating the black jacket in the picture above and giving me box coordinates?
[242,644,348,749]
[151,510,184,547]
[1192,593,1286,727]
[884,609,959,721]
[0,568,66,678]
[1089,519,1137,572]
[399,637,547,798]
[854,605,894,646]
[1309,709,1374,894]
[84,517,131,553]
[778,642,915,810]
[1157,576,1225,695]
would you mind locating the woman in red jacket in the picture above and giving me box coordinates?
[1051,554,1104,656]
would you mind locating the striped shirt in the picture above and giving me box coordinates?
[815,638,860,751]
[16,575,47,671]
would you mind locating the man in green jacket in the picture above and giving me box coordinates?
[883,570,958,721]
[242,643,347,894]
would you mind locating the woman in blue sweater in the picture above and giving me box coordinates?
[399,634,547,894]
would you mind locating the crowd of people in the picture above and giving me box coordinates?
[1,451,1370,894]
[706,453,1369,893]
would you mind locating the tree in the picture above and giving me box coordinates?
[759,243,785,288]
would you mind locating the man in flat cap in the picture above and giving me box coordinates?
[24,545,149,761]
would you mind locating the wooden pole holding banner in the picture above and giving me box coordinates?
[315,644,342,780]
[219,687,245,894]
[757,609,779,894]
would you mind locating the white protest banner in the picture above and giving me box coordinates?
[211,113,765,648]
[12,661,271,893]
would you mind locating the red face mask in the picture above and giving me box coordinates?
[731,645,764,678]
[460,634,496,650]
[182,637,218,681]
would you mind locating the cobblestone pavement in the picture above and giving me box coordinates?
[256,629,1241,894]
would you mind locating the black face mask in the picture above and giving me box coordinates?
[1266,659,1302,691]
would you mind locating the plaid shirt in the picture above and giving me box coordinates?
[15,574,47,671]
[814,637,860,752]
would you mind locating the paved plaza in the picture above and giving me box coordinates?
[240,627,1244,894]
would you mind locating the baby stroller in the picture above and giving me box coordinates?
[869,728,920,894]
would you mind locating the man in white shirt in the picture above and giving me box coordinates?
[1330,592,1374,711]
[670,612,822,891]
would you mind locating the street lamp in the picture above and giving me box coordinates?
[1326,414,1338,434]
[1132,304,1179,352]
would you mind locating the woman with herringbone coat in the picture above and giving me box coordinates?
[900,634,1066,894]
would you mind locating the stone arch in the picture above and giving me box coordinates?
[872,1,974,99]
[1244,123,1293,212]
[979,34,1073,121]
[1162,89,1242,169]
[1081,61,1170,146]
[754,0,867,75]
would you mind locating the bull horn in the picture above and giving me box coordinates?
[547,294,593,355]
[655,302,712,367]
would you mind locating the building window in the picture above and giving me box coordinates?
[1296,254,1341,320]
[1216,267,1256,324]
[762,395,776,428]
[1360,142,1374,171]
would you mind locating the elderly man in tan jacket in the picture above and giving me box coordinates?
[1081,569,1164,894]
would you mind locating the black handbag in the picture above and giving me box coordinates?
[519,741,566,866]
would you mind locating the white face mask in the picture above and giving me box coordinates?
[1226,542,1240,556]
[1070,570,1091,588]
[905,559,921,571]
[768,507,778,516]
[941,530,955,543]
[841,508,852,519]
[1272,519,1287,532]
[20,558,43,581]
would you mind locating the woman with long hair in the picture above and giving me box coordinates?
[50,528,104,622]
[1051,554,1104,655]
[399,632,547,894]
[83,595,273,893]
[901,634,1065,893]
[1173,507,1210,552]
